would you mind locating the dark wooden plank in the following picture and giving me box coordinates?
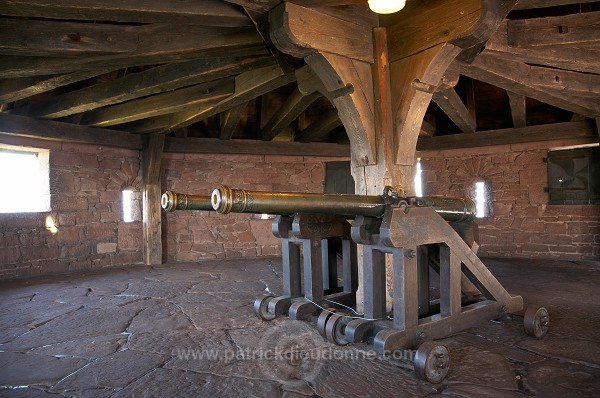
[224,0,278,12]
[385,0,482,62]
[513,0,597,10]
[0,113,143,149]
[123,64,298,133]
[417,120,597,151]
[270,2,374,62]
[0,0,251,27]
[508,11,600,48]
[0,18,138,58]
[461,53,600,117]
[0,69,115,104]
[29,56,273,119]
[296,108,342,142]
[484,21,600,74]
[80,79,235,127]
[507,91,526,128]
[432,86,477,133]
[142,132,165,266]
[220,102,248,139]
[260,87,321,140]
[0,25,267,78]
[164,137,350,157]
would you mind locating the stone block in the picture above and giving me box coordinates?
[86,222,118,240]
[0,246,20,263]
[57,226,84,243]
[54,196,89,211]
[58,213,77,226]
[21,245,60,261]
[97,242,118,254]
[118,222,143,250]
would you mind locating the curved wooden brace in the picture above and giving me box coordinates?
[305,52,376,166]
[270,2,377,166]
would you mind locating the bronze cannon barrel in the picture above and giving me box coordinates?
[211,185,477,222]
[161,191,213,212]
[211,185,387,218]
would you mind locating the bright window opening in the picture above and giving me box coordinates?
[414,159,423,197]
[0,145,50,213]
[475,181,487,218]
[122,189,134,222]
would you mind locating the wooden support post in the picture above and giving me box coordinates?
[142,132,165,265]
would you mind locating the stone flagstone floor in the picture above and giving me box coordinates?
[0,257,599,397]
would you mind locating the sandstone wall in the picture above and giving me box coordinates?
[161,152,338,262]
[420,146,600,260]
[0,137,143,279]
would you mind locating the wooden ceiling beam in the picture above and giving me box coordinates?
[296,108,342,142]
[0,0,251,27]
[28,56,273,119]
[270,2,374,62]
[0,113,143,150]
[164,136,350,157]
[219,102,249,139]
[0,69,117,104]
[484,21,600,74]
[432,86,476,133]
[417,120,597,151]
[0,18,139,58]
[80,79,235,127]
[508,10,600,48]
[0,25,267,78]
[461,53,600,117]
[507,91,527,128]
[512,0,597,10]
[122,64,298,133]
[260,87,321,140]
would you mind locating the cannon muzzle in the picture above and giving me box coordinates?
[161,191,213,212]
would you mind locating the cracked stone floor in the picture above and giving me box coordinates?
[0,257,599,397]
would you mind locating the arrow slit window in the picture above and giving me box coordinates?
[0,145,50,213]
[547,146,599,205]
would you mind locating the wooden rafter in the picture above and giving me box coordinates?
[296,108,342,142]
[432,86,476,133]
[260,87,321,140]
[512,0,598,10]
[80,78,235,127]
[508,11,600,48]
[28,56,273,119]
[220,102,249,139]
[461,53,600,117]
[507,91,527,128]
[121,64,298,133]
[0,25,267,78]
[417,120,597,151]
[0,113,143,149]
[0,0,252,27]
[485,21,600,75]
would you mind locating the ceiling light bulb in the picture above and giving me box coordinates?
[368,0,406,14]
